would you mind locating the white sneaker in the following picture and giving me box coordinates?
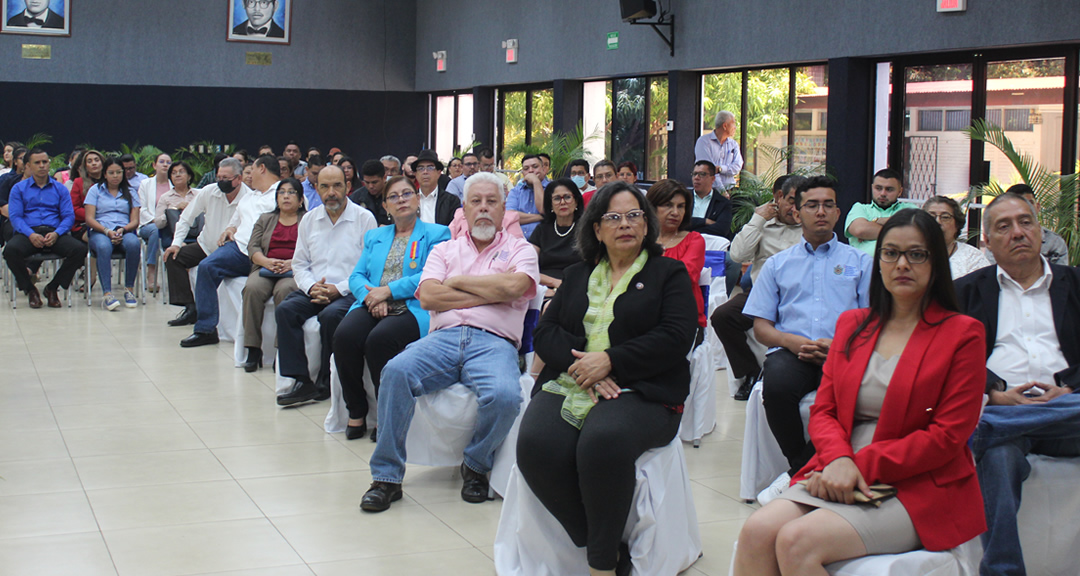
[756,472,791,505]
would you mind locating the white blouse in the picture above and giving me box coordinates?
[949,241,990,280]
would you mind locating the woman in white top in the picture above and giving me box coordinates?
[922,196,989,280]
[137,153,172,291]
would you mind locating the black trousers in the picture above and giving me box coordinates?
[275,290,354,389]
[761,348,822,475]
[333,306,421,420]
[516,391,681,571]
[164,242,207,307]
[709,290,759,380]
[3,232,87,292]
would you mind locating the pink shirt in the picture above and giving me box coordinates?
[418,229,539,347]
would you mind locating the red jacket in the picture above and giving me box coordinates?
[793,303,987,551]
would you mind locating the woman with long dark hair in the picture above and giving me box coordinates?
[339,156,360,194]
[529,178,584,292]
[84,157,142,310]
[734,209,987,574]
[70,149,105,241]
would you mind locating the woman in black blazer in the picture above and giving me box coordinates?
[515,181,699,575]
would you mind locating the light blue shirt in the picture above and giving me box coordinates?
[692,189,713,219]
[127,172,148,190]
[85,183,141,231]
[506,177,550,237]
[446,174,467,201]
[743,233,872,342]
[694,131,743,190]
[302,179,322,209]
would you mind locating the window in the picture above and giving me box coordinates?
[1003,108,1034,132]
[903,64,972,199]
[945,109,971,131]
[432,93,475,165]
[793,112,813,131]
[581,76,667,181]
[986,57,1064,184]
[498,87,553,170]
[918,110,944,131]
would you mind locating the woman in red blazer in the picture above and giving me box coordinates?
[734,209,987,575]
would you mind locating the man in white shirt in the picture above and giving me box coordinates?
[955,192,1080,576]
[174,155,280,347]
[163,157,249,329]
[412,150,460,226]
[276,165,378,406]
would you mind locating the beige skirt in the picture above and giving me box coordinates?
[778,483,922,555]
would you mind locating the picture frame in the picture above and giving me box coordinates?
[227,0,291,45]
[1,0,71,37]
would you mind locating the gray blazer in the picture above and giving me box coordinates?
[248,210,305,273]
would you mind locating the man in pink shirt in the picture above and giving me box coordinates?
[362,172,539,512]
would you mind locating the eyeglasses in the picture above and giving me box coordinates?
[551,195,575,204]
[927,212,955,223]
[691,171,712,179]
[800,200,837,212]
[463,161,479,167]
[415,165,438,172]
[385,191,415,203]
[600,210,646,226]
[880,248,929,264]
[277,189,299,197]
[245,0,275,8]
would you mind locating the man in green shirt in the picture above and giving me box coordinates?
[843,168,915,255]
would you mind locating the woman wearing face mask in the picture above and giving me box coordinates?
[85,157,142,310]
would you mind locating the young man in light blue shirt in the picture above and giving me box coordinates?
[744,176,872,499]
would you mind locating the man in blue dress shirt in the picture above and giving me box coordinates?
[694,110,743,191]
[744,176,872,500]
[506,154,549,237]
[3,149,88,308]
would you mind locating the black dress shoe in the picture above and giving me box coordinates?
[460,463,490,503]
[277,379,319,406]
[370,427,377,443]
[733,377,754,401]
[180,331,219,348]
[168,306,197,327]
[345,422,367,440]
[360,481,402,512]
[243,347,263,373]
[314,384,331,401]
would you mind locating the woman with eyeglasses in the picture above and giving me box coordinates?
[515,181,699,575]
[647,179,707,335]
[922,195,989,279]
[333,175,451,441]
[447,157,463,180]
[239,177,307,371]
[339,156,360,194]
[734,209,987,574]
[84,157,142,310]
[529,178,584,294]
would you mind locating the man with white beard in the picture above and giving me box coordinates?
[360,172,539,512]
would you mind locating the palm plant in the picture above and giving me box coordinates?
[965,119,1080,265]
[119,143,165,176]
[501,123,598,184]
[727,144,825,233]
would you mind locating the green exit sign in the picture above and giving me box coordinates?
[606,32,619,50]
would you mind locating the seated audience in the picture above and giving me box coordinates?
[4,148,88,308]
[85,157,142,310]
[241,163,254,189]
[734,209,987,575]
[120,154,148,189]
[240,177,306,372]
[284,141,306,178]
[176,155,281,348]
[155,161,199,249]
[688,160,733,239]
[985,183,1070,266]
[300,154,323,209]
[538,153,552,179]
[275,165,377,405]
[163,157,250,329]
[844,168,916,256]
[197,153,229,188]
[334,176,451,440]
[568,159,595,196]
[744,176,872,503]
[447,156,463,180]
[712,175,804,400]
[411,150,460,226]
[360,172,538,512]
[340,156,360,194]
[232,149,249,166]
[581,159,617,206]
[136,152,172,292]
[380,154,401,176]
[70,149,105,242]
[276,157,291,182]
[349,159,391,225]
[516,181,698,575]
[617,161,638,186]
[955,192,1080,576]
[529,178,584,293]
[647,179,707,332]
[0,146,29,241]
[922,195,989,279]
[446,151,480,201]
[506,154,549,237]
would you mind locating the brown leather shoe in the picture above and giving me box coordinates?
[42,286,62,308]
[27,286,43,309]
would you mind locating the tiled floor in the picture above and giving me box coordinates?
[0,292,755,575]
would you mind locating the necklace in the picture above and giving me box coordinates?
[554,220,575,237]
[659,233,681,249]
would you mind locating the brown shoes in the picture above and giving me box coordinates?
[27,287,43,308]
[42,286,61,308]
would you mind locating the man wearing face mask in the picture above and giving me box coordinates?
[163,158,251,331]
[568,160,595,196]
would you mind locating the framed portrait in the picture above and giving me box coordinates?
[227,0,291,45]
[1,0,71,37]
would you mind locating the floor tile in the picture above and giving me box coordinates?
[309,548,496,576]
[62,422,206,457]
[423,499,505,547]
[0,427,69,462]
[0,491,99,539]
[238,471,371,517]
[0,532,118,576]
[0,457,83,496]
[51,401,184,430]
[0,406,58,432]
[87,480,263,531]
[212,440,366,479]
[189,415,329,449]
[73,449,232,490]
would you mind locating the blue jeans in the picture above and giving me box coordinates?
[973,393,1080,576]
[138,223,160,265]
[87,230,140,294]
[193,241,250,334]
[369,326,522,484]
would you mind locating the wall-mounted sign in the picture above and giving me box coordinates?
[607,31,619,50]
[245,51,272,65]
[21,43,50,59]
[937,0,966,12]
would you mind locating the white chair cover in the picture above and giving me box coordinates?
[323,353,378,433]
[494,438,701,576]
[680,339,717,445]
[273,316,322,395]
[726,328,768,397]
[232,296,278,368]
[701,233,731,373]
[1006,454,1080,575]
[729,538,981,576]
[216,275,244,343]
[738,380,815,500]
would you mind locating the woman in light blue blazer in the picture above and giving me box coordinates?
[333,176,451,441]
